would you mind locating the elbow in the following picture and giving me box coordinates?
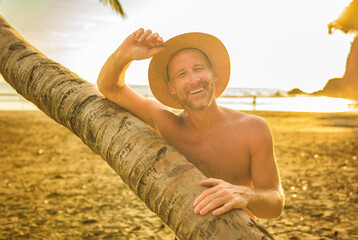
[271,191,285,218]
[253,190,285,219]
[96,77,113,97]
[96,75,124,98]
[271,203,284,218]
[97,77,105,94]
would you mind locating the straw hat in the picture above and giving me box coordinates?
[148,32,230,109]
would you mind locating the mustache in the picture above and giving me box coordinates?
[184,80,208,92]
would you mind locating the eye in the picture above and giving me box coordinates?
[177,72,186,78]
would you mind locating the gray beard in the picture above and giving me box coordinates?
[179,81,215,111]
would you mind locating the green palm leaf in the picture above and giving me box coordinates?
[99,0,125,17]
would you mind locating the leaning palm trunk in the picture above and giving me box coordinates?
[0,15,273,240]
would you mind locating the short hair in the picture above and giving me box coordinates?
[165,47,213,82]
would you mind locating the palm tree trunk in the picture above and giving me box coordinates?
[0,15,274,240]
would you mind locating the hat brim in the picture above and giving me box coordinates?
[148,32,230,109]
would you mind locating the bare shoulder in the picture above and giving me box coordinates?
[155,107,182,124]
[152,108,183,136]
[221,107,269,129]
[221,108,272,146]
[222,108,274,159]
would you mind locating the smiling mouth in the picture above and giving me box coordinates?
[188,88,204,95]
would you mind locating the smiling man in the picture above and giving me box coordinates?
[97,29,284,225]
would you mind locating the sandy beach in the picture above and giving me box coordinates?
[0,110,357,240]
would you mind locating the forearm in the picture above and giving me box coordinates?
[97,48,131,96]
[247,187,284,218]
[193,178,284,218]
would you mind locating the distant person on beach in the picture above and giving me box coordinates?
[97,29,284,221]
[253,95,257,111]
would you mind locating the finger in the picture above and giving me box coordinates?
[134,28,144,41]
[197,195,230,215]
[201,178,223,187]
[153,36,164,47]
[145,33,162,47]
[146,32,159,41]
[138,29,152,42]
[212,201,235,216]
[194,188,226,213]
[213,195,249,215]
[156,37,164,43]
[193,185,222,207]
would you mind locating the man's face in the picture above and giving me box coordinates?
[167,49,216,111]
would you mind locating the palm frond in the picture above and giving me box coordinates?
[99,0,125,17]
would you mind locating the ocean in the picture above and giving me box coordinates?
[0,82,356,112]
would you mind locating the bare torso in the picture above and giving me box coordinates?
[158,107,257,218]
[159,107,254,186]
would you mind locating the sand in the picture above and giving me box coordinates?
[0,110,357,240]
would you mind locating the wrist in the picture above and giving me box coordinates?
[244,187,256,207]
[112,47,132,66]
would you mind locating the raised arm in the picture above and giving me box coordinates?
[97,29,167,129]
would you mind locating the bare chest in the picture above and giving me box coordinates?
[168,130,252,185]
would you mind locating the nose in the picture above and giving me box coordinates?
[187,71,199,84]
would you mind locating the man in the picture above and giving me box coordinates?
[97,28,284,220]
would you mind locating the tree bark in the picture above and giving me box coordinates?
[0,15,274,240]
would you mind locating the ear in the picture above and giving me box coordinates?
[167,81,177,95]
[212,69,218,81]
[212,69,220,85]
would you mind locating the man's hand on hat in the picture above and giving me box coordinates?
[193,178,253,216]
[119,28,165,61]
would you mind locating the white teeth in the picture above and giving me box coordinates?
[189,88,204,94]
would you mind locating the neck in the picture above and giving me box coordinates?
[182,100,224,130]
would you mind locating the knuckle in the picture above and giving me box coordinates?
[211,199,221,206]
[219,188,229,194]
[218,189,226,195]
[233,197,245,208]
[202,189,210,195]
[224,202,233,209]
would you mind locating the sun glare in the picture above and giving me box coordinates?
[217,96,356,113]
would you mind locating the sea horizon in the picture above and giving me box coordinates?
[0,81,357,112]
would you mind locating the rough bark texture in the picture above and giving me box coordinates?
[0,15,274,239]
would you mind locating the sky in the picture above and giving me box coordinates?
[0,0,355,93]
